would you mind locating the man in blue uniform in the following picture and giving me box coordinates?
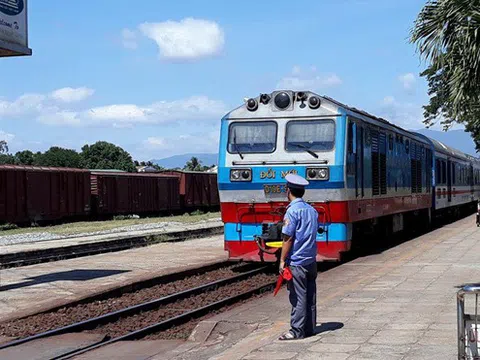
[278,173,318,340]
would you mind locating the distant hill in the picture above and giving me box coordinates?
[151,153,218,169]
[412,128,478,157]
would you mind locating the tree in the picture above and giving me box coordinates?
[410,0,480,145]
[80,141,136,172]
[0,140,8,154]
[0,154,15,165]
[15,150,35,165]
[184,156,203,171]
[35,146,82,168]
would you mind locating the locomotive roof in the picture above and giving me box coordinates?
[225,90,480,162]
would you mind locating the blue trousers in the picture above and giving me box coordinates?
[288,262,317,338]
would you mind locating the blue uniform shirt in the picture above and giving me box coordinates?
[281,198,318,266]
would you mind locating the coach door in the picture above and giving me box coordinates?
[447,159,452,202]
[355,125,364,198]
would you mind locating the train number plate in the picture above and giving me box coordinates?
[263,184,287,195]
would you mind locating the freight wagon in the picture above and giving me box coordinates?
[0,165,91,225]
[0,167,219,226]
[159,170,220,210]
[90,171,181,217]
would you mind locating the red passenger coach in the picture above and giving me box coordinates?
[90,172,181,216]
[0,165,91,224]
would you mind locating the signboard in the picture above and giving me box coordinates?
[0,0,31,57]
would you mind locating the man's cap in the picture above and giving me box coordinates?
[285,173,309,189]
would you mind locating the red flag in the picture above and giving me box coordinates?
[273,267,292,296]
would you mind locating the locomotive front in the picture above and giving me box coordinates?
[218,90,350,262]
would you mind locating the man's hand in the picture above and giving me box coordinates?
[279,260,285,274]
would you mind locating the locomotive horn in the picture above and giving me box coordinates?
[260,93,271,104]
[296,92,307,101]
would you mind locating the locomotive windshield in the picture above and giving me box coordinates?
[285,120,335,151]
[228,121,277,153]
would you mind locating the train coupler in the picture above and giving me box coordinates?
[254,222,284,255]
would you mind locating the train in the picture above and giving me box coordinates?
[217,90,480,263]
[0,165,219,225]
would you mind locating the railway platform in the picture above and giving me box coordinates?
[0,233,227,323]
[136,214,477,360]
[0,218,223,267]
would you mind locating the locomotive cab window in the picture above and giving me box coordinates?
[285,119,335,152]
[228,121,277,154]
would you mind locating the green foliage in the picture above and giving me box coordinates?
[33,147,82,168]
[15,150,35,165]
[0,223,18,231]
[410,0,480,147]
[183,156,214,172]
[81,141,136,172]
[0,154,16,165]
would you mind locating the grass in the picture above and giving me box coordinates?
[0,211,221,237]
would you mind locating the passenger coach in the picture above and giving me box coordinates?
[217,90,480,263]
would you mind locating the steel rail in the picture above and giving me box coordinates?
[55,280,277,360]
[0,265,270,351]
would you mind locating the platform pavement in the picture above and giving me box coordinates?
[0,234,227,322]
[155,214,480,360]
[0,219,223,256]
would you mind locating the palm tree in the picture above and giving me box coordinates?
[410,0,480,127]
[184,157,202,171]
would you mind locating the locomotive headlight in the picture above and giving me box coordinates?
[306,167,329,180]
[318,168,328,179]
[230,168,252,182]
[274,92,291,110]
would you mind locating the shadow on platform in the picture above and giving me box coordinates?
[0,269,130,291]
[313,322,344,335]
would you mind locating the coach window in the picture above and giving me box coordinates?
[436,159,441,184]
[228,121,277,153]
[285,120,335,152]
[452,163,456,185]
[441,161,447,184]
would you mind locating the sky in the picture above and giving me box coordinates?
[0,0,446,161]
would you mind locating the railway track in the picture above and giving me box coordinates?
[0,262,276,359]
[0,225,223,269]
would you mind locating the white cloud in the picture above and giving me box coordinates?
[0,130,15,142]
[121,28,138,50]
[0,88,227,128]
[50,87,95,103]
[143,136,167,149]
[277,66,342,91]
[84,96,227,127]
[399,73,416,91]
[0,93,47,117]
[37,111,81,126]
[378,95,424,129]
[138,18,224,60]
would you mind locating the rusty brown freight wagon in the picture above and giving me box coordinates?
[159,170,219,209]
[90,172,180,216]
[0,165,91,224]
